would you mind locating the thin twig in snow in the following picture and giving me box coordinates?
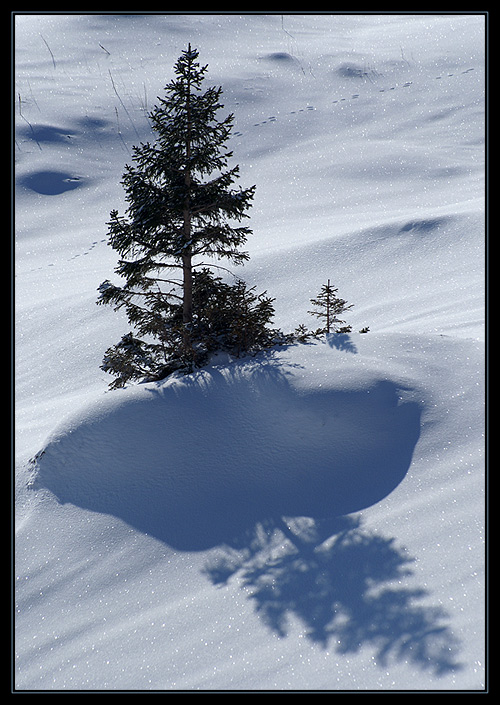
[18,93,42,151]
[40,34,56,69]
[109,69,141,140]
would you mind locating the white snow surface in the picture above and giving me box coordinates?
[14,13,486,691]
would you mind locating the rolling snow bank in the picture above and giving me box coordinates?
[21,331,484,689]
[31,340,422,551]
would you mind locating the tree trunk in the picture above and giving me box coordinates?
[182,46,193,327]
[182,252,192,325]
[326,279,331,334]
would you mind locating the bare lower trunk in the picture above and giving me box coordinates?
[182,252,192,325]
[326,278,331,334]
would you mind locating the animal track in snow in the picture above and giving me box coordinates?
[23,238,108,274]
[67,239,107,261]
[233,66,476,139]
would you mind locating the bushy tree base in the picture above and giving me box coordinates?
[100,270,289,388]
[100,269,363,390]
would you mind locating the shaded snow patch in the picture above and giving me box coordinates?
[32,352,422,551]
[19,170,85,195]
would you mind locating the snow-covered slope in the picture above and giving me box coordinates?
[14,14,486,691]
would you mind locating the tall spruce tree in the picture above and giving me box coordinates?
[98,45,278,388]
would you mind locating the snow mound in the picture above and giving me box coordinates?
[32,342,421,551]
[335,62,370,79]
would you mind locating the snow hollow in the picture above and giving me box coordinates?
[14,14,486,691]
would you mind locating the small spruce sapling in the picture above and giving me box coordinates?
[308,279,353,335]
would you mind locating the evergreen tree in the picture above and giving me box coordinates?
[97,45,278,388]
[189,269,280,358]
[308,279,353,335]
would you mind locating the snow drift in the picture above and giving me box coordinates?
[32,343,421,551]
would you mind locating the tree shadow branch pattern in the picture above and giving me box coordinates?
[32,351,461,676]
[204,515,462,677]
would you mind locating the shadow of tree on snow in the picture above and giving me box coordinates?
[203,514,462,677]
[326,332,358,354]
[31,346,461,676]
